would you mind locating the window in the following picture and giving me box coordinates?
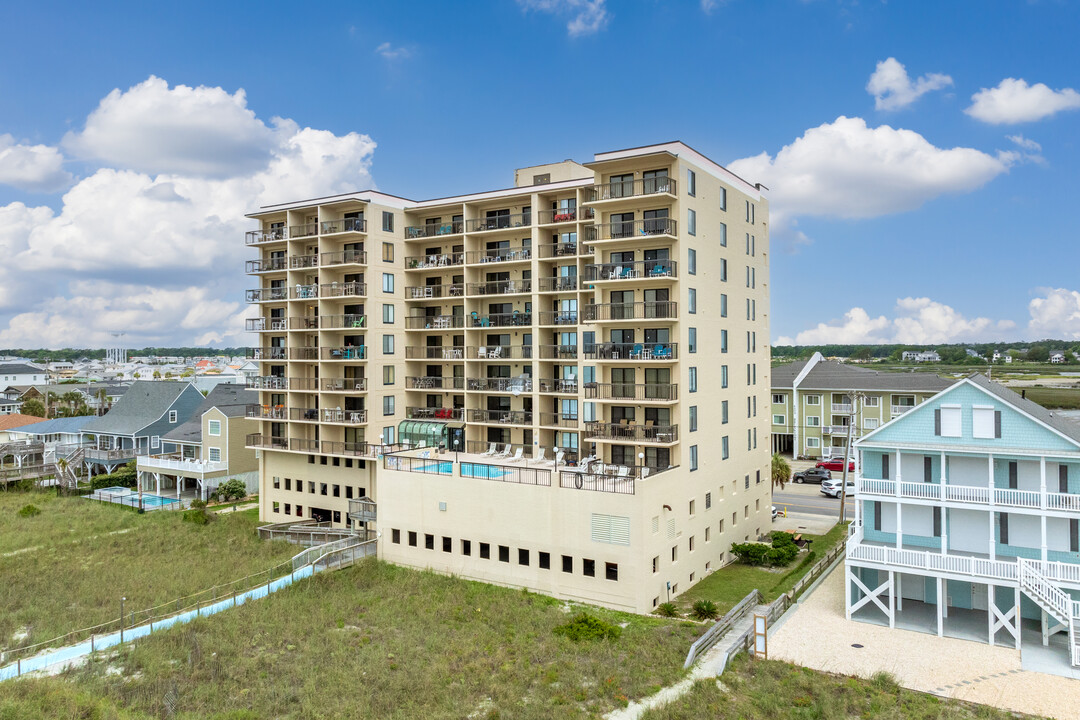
[498,545,510,562]
[721,437,729,459]
[720,294,727,317]
[208,447,221,462]
[273,476,280,489]
[284,477,291,490]
[461,539,471,555]
[308,481,315,493]
[687,169,696,196]
[805,416,820,427]
[383,426,395,444]
[383,396,395,415]
[424,534,435,550]
[689,536,696,552]
[720,258,727,282]
[864,418,880,430]
[382,335,395,354]
[168,410,177,423]
[719,187,727,210]
[805,394,820,405]
[773,415,785,425]
[689,499,696,516]
[688,288,696,314]
[518,548,529,566]
[687,208,696,235]
[389,528,400,543]
[382,273,394,293]
[690,445,698,470]
[689,406,698,432]
[562,555,573,573]
[285,503,290,514]
[382,304,395,323]
[745,474,750,490]
[721,365,728,388]
[539,551,550,569]
[863,396,879,407]
[480,542,490,559]
[973,406,1000,439]
[605,562,619,581]
[806,437,820,448]
[408,531,417,547]
[382,242,394,262]
[583,559,596,577]
[208,420,221,436]
[671,546,678,562]
[689,328,697,353]
[720,330,728,353]
[383,365,395,385]
[688,248,696,275]
[935,406,961,437]
[382,211,394,232]
[999,513,1010,545]
[689,367,698,393]
[652,556,659,573]
[151,436,160,449]
[443,536,452,553]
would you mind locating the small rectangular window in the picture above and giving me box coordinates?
[687,169,696,196]
[722,437,729,459]
[582,559,595,577]
[383,395,395,416]
[689,328,697,353]
[518,548,529,566]
[539,551,550,569]
[284,503,290,514]
[408,531,417,547]
[719,187,727,210]
[705,492,711,509]
[719,222,727,247]
[382,304,395,323]
[392,529,401,544]
[383,335,395,355]
[382,242,394,262]
[720,329,728,353]
[461,539,472,555]
[333,484,340,497]
[383,365,395,385]
[721,365,728,388]
[720,294,727,317]
[722,400,728,423]
[690,445,699,470]
[425,533,434,550]
[688,248,696,275]
[382,211,394,232]
[208,420,221,436]
[720,258,727,282]
[442,536,452,553]
[687,208,696,235]
[169,410,177,423]
[689,406,698,432]
[272,501,280,513]
[689,367,697,393]
[498,545,510,563]
[688,288,696,314]
[382,273,395,293]
[480,542,490,559]
[562,555,573,573]
[652,556,659,573]
[605,562,619,581]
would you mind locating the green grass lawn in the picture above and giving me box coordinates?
[639,654,1033,719]
[4,560,702,720]
[0,490,294,651]
[676,523,848,615]
[1014,386,1080,410]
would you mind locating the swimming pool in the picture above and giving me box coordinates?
[460,463,510,479]
[96,486,132,495]
[135,494,181,508]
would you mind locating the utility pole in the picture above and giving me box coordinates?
[838,392,857,524]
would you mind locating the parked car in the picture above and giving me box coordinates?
[792,467,831,484]
[771,505,779,520]
[821,478,856,498]
[816,458,855,472]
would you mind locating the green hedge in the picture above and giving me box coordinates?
[730,531,800,567]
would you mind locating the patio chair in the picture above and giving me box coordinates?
[489,346,503,359]
[535,448,548,465]
[656,345,672,359]
[482,442,497,456]
[617,466,630,478]
[641,467,651,479]
[554,450,565,466]
[471,311,480,326]
[495,444,512,458]
[508,448,524,463]
[609,265,622,280]
[477,346,487,358]
[631,343,644,359]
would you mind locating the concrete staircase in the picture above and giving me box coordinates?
[1019,558,1080,667]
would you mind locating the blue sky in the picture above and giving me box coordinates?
[0,0,1078,348]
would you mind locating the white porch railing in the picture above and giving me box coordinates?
[847,540,1019,583]
[137,456,227,474]
[831,403,852,413]
[857,477,1077,513]
[891,405,915,416]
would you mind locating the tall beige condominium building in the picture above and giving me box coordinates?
[245,142,772,612]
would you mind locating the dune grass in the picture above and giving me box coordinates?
[1018,386,1080,410]
[0,491,294,650]
[5,559,701,719]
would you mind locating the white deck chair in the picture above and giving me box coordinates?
[477,346,487,358]
[482,442,497,456]
[508,448,524,463]
[489,346,503,359]
[554,450,565,466]
[616,465,630,478]
[640,467,651,479]
[534,448,548,465]
[495,444,512,458]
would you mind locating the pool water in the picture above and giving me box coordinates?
[460,463,509,479]
[97,486,132,494]
[137,494,180,507]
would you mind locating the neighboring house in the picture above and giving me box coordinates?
[847,374,1080,669]
[7,415,97,458]
[137,384,259,501]
[1050,351,1067,364]
[79,381,206,472]
[0,413,50,442]
[0,362,47,387]
[0,399,21,415]
[771,352,952,459]
[11,383,128,414]
[901,350,942,363]
[965,348,983,360]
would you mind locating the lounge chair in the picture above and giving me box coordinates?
[535,448,548,465]
[489,346,503,359]
[495,444,512,458]
[477,346,487,358]
[554,450,565,466]
[641,467,651,479]
[616,466,630,478]
[481,442,497,456]
[508,448,524,463]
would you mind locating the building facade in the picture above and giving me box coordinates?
[245,142,772,612]
[771,352,951,459]
[846,374,1080,668]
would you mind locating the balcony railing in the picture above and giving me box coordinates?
[538,345,578,359]
[406,252,464,269]
[470,312,531,328]
[138,454,227,474]
[245,228,287,244]
[348,497,377,523]
[85,447,136,462]
[822,425,849,435]
[584,177,676,202]
[321,441,382,458]
[536,311,578,326]
[584,383,678,401]
[537,207,594,224]
[247,347,288,360]
[892,405,915,415]
[538,378,578,394]
[559,471,634,495]
[289,438,319,453]
[466,213,531,232]
[465,247,532,264]
[405,315,465,330]
[583,260,677,282]
[246,433,288,450]
[288,377,320,391]
[466,279,532,296]
[583,302,677,322]
[405,221,463,239]
[321,408,368,424]
[847,538,1019,584]
[322,377,368,392]
[246,404,287,420]
[539,412,579,428]
[467,409,532,425]
[405,346,465,360]
[246,257,288,273]
[246,376,288,390]
[584,422,679,443]
[289,223,318,238]
[465,440,534,458]
[466,345,532,360]
[320,314,367,330]
[466,377,532,392]
[289,347,320,361]
[584,218,677,241]
[320,249,368,266]
[831,403,853,413]
[537,276,579,292]
[246,288,289,303]
[405,375,465,390]
[321,217,367,234]
[320,282,366,298]
[857,478,1080,513]
[406,284,464,299]
[247,318,288,332]
[290,254,318,269]
[288,316,319,330]
[290,285,319,300]
[584,342,678,360]
[537,241,593,259]
[406,406,464,421]
[322,346,367,360]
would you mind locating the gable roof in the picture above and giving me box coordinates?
[81,381,196,436]
[162,383,253,444]
[0,413,48,432]
[772,358,952,393]
[8,415,97,436]
[0,363,42,376]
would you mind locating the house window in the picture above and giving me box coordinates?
[382,273,395,293]
[273,476,280,489]
[383,366,395,385]
[720,330,727,353]
[773,415,785,425]
[382,211,394,232]
[687,169,696,196]
[272,501,280,513]
[208,420,221,436]
[805,395,820,405]
[498,545,510,562]
[689,328,697,353]
[720,294,727,317]
[687,209,696,235]
[151,436,160,449]
[721,365,728,388]
[382,304,395,323]
[863,396,879,407]
[805,416,820,427]
[583,559,595,577]
[443,536,452,553]
[718,187,727,210]
[382,335,395,354]
[688,288,696,314]
[973,406,999,439]
[408,531,417,547]
[562,555,573,573]
[480,542,490,559]
[936,406,961,437]
[284,503,290,514]
[689,367,697,393]
[722,400,728,423]
[208,447,221,462]
[719,222,727,247]
[605,563,619,581]
[690,445,698,470]
[168,410,177,423]
[688,248,696,275]
[864,418,880,430]
[689,406,698,432]
[383,396,395,415]
[392,529,401,544]
[382,242,394,262]
[539,551,550,569]
[721,437,729,459]
[518,548,529,566]
[461,539,471,555]
[806,437,820,448]
[720,258,727,282]
[425,534,435,550]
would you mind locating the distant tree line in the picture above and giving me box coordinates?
[773,340,1080,365]
[1,347,246,362]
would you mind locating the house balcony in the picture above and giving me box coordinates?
[289,222,318,238]
[537,241,594,259]
[539,412,579,428]
[320,282,366,298]
[537,276,579,293]
[466,345,532,360]
[537,207,595,225]
[465,246,532,265]
[321,346,367,361]
[468,311,532,328]
[857,477,1080,516]
[584,383,678,402]
[246,288,289,303]
[247,347,288,361]
[246,376,289,391]
[405,406,464,421]
[405,375,465,390]
[348,497,377,523]
[405,346,465,360]
[406,284,464,300]
[584,422,679,444]
[320,314,366,330]
[892,405,915,416]
[467,409,532,425]
[138,454,227,476]
[831,403,853,413]
[290,284,319,300]
[246,318,288,332]
[246,404,287,420]
[246,257,288,273]
[322,377,368,392]
[320,249,368,267]
[406,221,463,239]
[583,218,677,243]
[290,347,320,361]
[466,377,532,393]
[538,378,578,394]
[289,439,319,452]
[822,425,850,435]
[321,441,380,458]
[537,344,578,360]
[583,177,677,204]
[320,408,367,425]
[465,279,532,296]
[582,302,677,322]
[405,315,465,330]
[584,342,678,361]
[289,254,318,269]
[84,447,136,463]
[536,311,578,326]
[465,213,531,233]
[320,217,367,234]
[288,316,320,331]
[406,252,464,270]
[246,433,288,451]
[288,377,320,391]
[583,260,677,283]
[245,228,287,245]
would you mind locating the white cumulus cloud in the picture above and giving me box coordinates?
[0,134,72,192]
[866,57,953,111]
[965,78,1080,124]
[1028,288,1080,340]
[517,0,609,37]
[375,42,411,60]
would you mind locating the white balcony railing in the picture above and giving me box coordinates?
[137,455,227,475]
[847,540,1019,583]
[857,477,1080,513]
[831,403,852,413]
[892,405,915,416]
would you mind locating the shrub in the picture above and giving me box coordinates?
[17,504,41,518]
[183,499,212,525]
[215,479,248,502]
[731,531,800,567]
[654,602,679,618]
[691,599,719,621]
[553,613,621,642]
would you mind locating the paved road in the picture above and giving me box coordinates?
[773,485,855,520]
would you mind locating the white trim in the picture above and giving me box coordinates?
[591,142,765,200]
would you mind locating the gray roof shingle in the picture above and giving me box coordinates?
[162,384,254,444]
[81,381,195,436]
[965,373,1080,445]
[773,359,953,393]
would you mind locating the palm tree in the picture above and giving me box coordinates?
[772,452,791,491]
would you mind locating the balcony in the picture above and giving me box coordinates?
[246,288,289,303]
[405,315,465,330]
[289,223,318,238]
[406,284,464,299]
[537,276,579,292]
[138,454,227,475]
[469,311,532,328]
[538,345,578,359]
[405,406,464,421]
[290,254,318,269]
[348,497,377,523]
[246,433,288,450]
[320,314,366,330]
[320,249,367,267]
[245,228,287,245]
[290,285,319,300]
[465,440,535,458]
[466,377,532,392]
[405,375,465,390]
[405,221,463,239]
[847,534,1020,583]
[892,405,915,416]
[466,345,531,360]
[322,377,368,392]
[321,346,367,361]
[583,302,677,322]
[289,438,319,452]
[246,376,288,391]
[584,177,677,203]
[321,440,380,458]
[584,342,678,361]
[538,378,578,394]
[246,404,287,420]
[537,207,594,224]
[539,412,579,428]
[247,347,288,361]
[246,257,288,273]
[831,403,853,413]
[584,383,678,402]
[822,425,850,435]
[857,477,1080,514]
[320,408,367,425]
[465,246,531,265]
[320,282,366,298]
[288,377,320,391]
[536,311,578,326]
[321,217,367,234]
[466,213,531,233]
[406,252,464,269]
[467,409,532,425]
[84,447,136,462]
[289,347,320,361]
[537,241,593,259]
[465,279,532,296]
[288,316,320,330]
[584,218,677,242]
[246,318,288,332]
[405,346,465,360]
[584,422,679,443]
[583,260,677,282]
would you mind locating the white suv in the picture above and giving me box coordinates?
[821,478,856,498]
